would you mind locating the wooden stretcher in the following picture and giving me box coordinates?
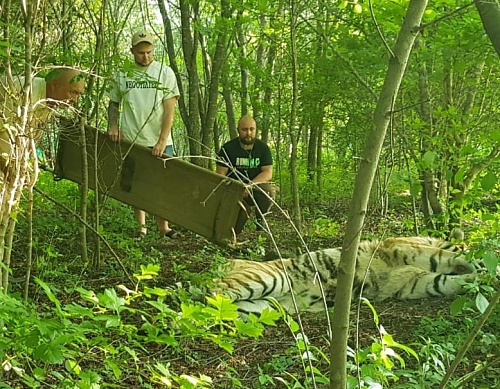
[54,123,246,246]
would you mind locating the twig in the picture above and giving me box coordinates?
[438,288,500,388]
[33,186,135,285]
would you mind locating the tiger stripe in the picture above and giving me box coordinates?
[211,233,476,314]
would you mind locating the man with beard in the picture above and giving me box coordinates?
[107,30,181,241]
[216,115,275,233]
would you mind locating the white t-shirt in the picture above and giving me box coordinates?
[107,61,180,147]
[1,76,50,126]
[0,76,49,160]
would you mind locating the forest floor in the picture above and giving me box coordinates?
[9,193,485,388]
[94,199,463,388]
[151,217,457,388]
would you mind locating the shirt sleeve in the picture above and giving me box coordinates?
[261,144,273,166]
[106,73,121,103]
[216,145,231,166]
[161,66,180,100]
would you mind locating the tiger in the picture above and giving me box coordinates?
[210,233,477,315]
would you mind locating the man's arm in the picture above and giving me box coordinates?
[216,164,229,176]
[152,96,177,157]
[251,164,273,184]
[107,101,121,142]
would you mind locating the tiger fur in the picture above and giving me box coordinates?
[211,234,476,314]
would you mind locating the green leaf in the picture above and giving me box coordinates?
[490,128,500,141]
[288,317,300,333]
[105,359,122,380]
[475,293,489,314]
[34,343,64,364]
[35,278,62,316]
[76,287,99,304]
[208,334,234,354]
[234,320,264,338]
[481,212,496,221]
[97,288,126,312]
[257,308,282,326]
[362,298,379,327]
[481,172,497,191]
[454,168,466,184]
[63,304,94,318]
[180,303,205,321]
[205,295,239,321]
[420,151,436,169]
[483,251,498,274]
[450,296,468,315]
[409,182,421,197]
[142,287,169,297]
[135,263,160,281]
[382,332,419,361]
[65,359,81,375]
[146,300,177,315]
[94,315,121,328]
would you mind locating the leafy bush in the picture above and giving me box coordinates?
[0,265,282,388]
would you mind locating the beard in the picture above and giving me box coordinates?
[135,59,153,68]
[240,137,255,146]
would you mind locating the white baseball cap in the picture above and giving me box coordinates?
[131,31,154,46]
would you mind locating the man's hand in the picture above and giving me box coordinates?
[152,139,168,157]
[108,124,121,142]
[244,183,253,197]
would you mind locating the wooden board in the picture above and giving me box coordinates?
[54,123,246,245]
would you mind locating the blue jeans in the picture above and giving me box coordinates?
[164,145,174,156]
[150,145,175,156]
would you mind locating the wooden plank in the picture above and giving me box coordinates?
[54,124,246,245]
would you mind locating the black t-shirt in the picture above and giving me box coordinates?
[216,138,273,183]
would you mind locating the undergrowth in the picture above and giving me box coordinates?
[2,172,500,388]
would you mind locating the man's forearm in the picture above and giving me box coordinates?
[252,170,273,184]
[159,97,177,142]
[108,101,120,127]
[159,110,174,141]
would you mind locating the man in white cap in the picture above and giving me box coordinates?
[107,30,181,241]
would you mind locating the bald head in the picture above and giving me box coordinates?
[45,68,85,106]
[237,114,257,146]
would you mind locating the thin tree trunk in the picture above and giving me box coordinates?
[260,38,277,144]
[79,117,89,267]
[199,0,231,167]
[329,1,428,387]
[316,125,323,193]
[0,0,36,292]
[178,0,203,165]
[289,0,301,232]
[475,0,500,57]
[236,10,249,115]
[221,76,237,140]
[250,15,267,124]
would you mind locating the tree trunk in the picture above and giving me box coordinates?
[199,0,231,168]
[236,10,249,116]
[250,15,268,125]
[0,0,39,292]
[221,76,237,140]
[178,0,203,165]
[288,0,302,232]
[475,0,500,57]
[329,1,428,387]
[260,38,278,145]
[160,3,189,128]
